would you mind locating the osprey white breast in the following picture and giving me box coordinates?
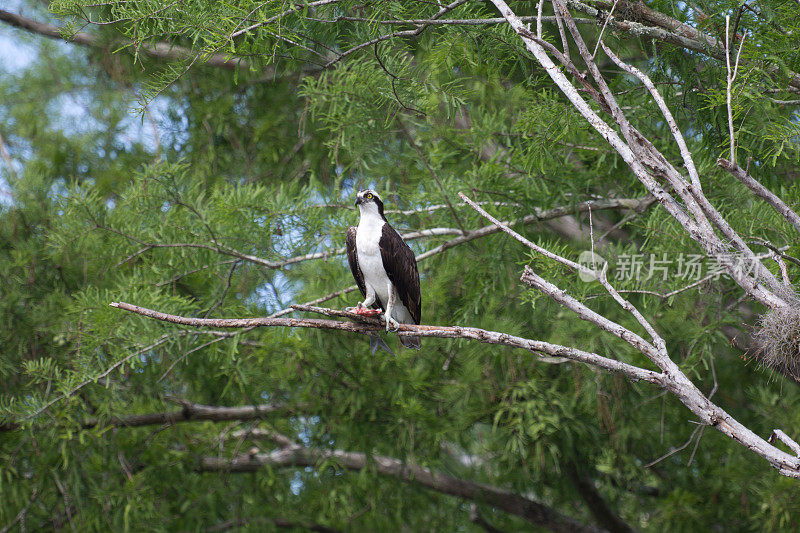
[356,210,391,306]
[345,189,422,350]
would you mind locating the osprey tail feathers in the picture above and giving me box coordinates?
[400,335,422,350]
[369,334,395,356]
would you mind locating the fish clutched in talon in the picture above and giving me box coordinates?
[345,304,382,317]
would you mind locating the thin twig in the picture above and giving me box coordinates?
[398,119,467,232]
[591,0,619,59]
[25,333,174,420]
[0,129,17,182]
[646,424,703,467]
[725,16,747,164]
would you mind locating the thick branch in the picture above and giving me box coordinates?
[104,293,800,479]
[200,446,600,533]
[109,301,662,384]
[0,10,250,70]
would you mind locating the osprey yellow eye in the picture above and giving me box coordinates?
[366,193,373,199]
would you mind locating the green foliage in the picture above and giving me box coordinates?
[1,0,800,531]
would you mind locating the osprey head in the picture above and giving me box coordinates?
[355,189,385,218]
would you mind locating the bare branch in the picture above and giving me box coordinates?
[489,0,785,308]
[107,196,645,277]
[413,196,654,262]
[460,192,663,358]
[268,286,359,318]
[109,301,663,384]
[724,16,747,165]
[770,430,800,457]
[600,42,702,191]
[591,0,618,59]
[564,0,722,56]
[646,424,703,468]
[385,200,521,216]
[307,15,596,27]
[537,0,545,37]
[565,0,800,92]
[95,401,296,429]
[200,446,602,532]
[718,158,800,236]
[3,400,302,432]
[230,427,298,449]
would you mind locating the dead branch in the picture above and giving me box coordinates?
[770,430,800,457]
[206,517,339,533]
[718,158,800,235]
[458,186,800,478]
[108,196,651,272]
[108,301,660,384]
[103,300,800,477]
[490,0,785,309]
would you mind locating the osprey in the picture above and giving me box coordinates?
[346,189,421,350]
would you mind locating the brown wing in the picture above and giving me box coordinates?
[345,226,367,299]
[379,223,421,324]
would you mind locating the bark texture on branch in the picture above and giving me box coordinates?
[718,158,800,235]
[486,0,800,480]
[109,301,663,384]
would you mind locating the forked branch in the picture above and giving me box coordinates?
[457,191,800,478]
